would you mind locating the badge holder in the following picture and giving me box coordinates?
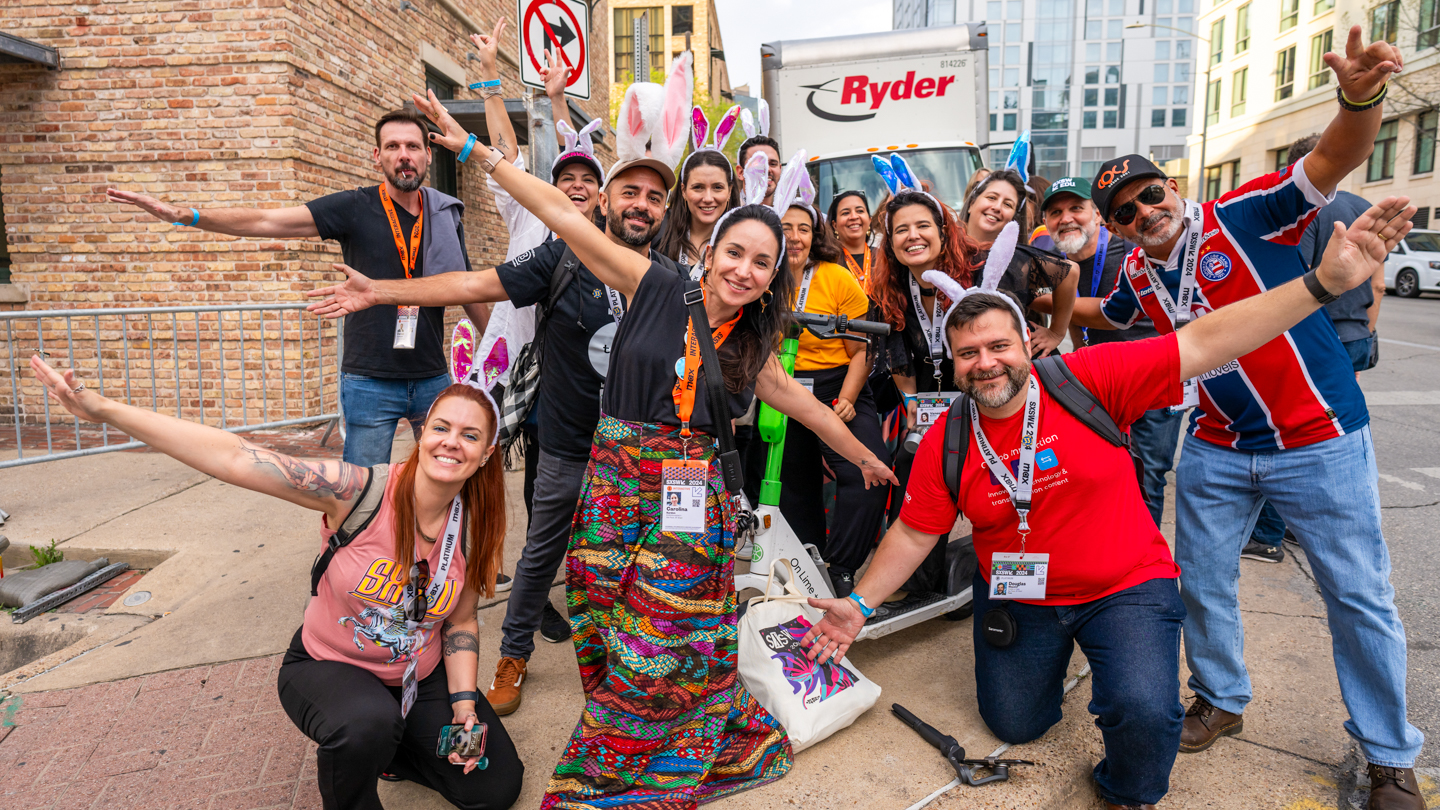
[400,658,419,718]
[661,458,709,535]
[394,306,419,350]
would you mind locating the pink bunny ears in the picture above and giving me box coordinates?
[609,51,693,186]
[684,104,741,172]
[552,119,605,182]
[920,221,1029,355]
[433,319,502,445]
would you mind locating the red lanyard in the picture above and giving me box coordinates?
[672,292,741,437]
[843,246,872,289]
[379,184,424,279]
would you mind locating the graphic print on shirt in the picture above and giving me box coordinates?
[761,616,859,706]
[339,557,459,665]
[979,433,1067,506]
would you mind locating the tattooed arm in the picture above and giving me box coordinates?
[441,585,484,772]
[30,354,366,525]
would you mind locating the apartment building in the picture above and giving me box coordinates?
[610,0,731,104]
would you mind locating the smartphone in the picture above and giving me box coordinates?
[436,722,488,759]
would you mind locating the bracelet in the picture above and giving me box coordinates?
[1337,83,1387,112]
[457,133,478,164]
[847,591,876,619]
[468,79,501,90]
[1302,269,1339,305]
[478,86,503,100]
[174,207,200,227]
[449,691,480,705]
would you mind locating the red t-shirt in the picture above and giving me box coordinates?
[900,334,1184,605]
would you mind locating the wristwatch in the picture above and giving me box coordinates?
[1302,269,1339,305]
[478,147,504,174]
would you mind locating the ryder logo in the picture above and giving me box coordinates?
[802,71,958,122]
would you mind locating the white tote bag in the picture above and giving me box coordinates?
[738,559,882,753]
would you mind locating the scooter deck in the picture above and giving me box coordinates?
[855,587,973,641]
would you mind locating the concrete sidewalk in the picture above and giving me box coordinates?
[1,429,1430,809]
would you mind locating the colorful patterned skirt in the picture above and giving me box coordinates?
[543,415,793,809]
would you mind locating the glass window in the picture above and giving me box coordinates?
[1108,19,1123,38]
[813,146,983,214]
[1172,107,1188,127]
[1004,89,1019,108]
[1086,19,1103,38]
[1176,39,1191,58]
[1210,19,1225,64]
[1275,147,1291,172]
[1173,85,1189,103]
[614,7,665,82]
[1104,87,1120,105]
[1178,16,1192,31]
[1085,88,1100,106]
[1004,67,1020,86]
[1104,109,1119,128]
[1086,65,1101,83]
[1008,0,1022,17]
[1368,119,1398,181]
[424,69,457,198]
[1107,41,1124,60]
[1315,0,1334,11]
[1152,108,1168,126]
[671,5,693,34]
[1152,85,1169,105]
[1106,65,1122,83]
[1235,4,1251,52]
[1206,78,1222,124]
[1085,110,1099,128]
[1178,0,1193,10]
[1158,16,1171,28]
[1007,45,1022,63]
[990,0,1004,17]
[1309,30,1334,89]
[1110,0,1125,13]
[1155,40,1171,59]
[1279,0,1299,31]
[1205,165,1222,201]
[1370,1,1399,43]
[990,112,998,130]
[1004,112,1018,130]
[990,67,1001,88]
[990,90,1000,110]
[1175,62,1191,81]
[1275,46,1296,101]
[1415,109,1437,174]
[1157,0,1172,11]
[1087,43,1102,60]
[1006,21,1022,41]
[1421,0,1439,49]
[1155,63,1171,82]
[990,148,1009,170]
[1232,67,1248,115]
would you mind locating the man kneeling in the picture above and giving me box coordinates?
[800,197,1415,809]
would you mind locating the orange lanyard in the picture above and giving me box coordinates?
[843,246,871,288]
[672,294,741,437]
[379,184,424,279]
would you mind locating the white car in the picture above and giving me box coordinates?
[1385,229,1440,298]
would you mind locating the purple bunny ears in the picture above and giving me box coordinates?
[920,220,1029,356]
[436,318,502,445]
[683,104,741,173]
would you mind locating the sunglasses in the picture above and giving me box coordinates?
[407,558,432,624]
[1111,184,1168,226]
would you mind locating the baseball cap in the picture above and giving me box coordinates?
[1041,176,1093,210]
[603,156,676,193]
[1090,155,1168,221]
[552,152,605,185]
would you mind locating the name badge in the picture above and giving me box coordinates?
[400,657,419,718]
[916,392,960,432]
[660,459,708,534]
[989,552,1050,600]
[394,306,419,350]
[795,377,815,394]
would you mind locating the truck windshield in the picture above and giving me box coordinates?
[811,147,983,222]
[1404,232,1440,253]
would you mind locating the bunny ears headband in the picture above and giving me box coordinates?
[872,152,942,212]
[684,104,741,173]
[552,119,605,182]
[706,148,811,254]
[920,220,1030,355]
[431,319,503,445]
[609,51,694,188]
[1005,131,1031,183]
[739,99,770,144]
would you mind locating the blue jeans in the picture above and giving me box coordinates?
[1175,427,1423,767]
[1130,408,1185,527]
[973,575,1185,806]
[340,373,452,467]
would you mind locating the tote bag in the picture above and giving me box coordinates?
[738,559,882,752]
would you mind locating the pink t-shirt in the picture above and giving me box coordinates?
[302,463,468,686]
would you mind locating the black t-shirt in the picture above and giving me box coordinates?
[602,264,756,435]
[979,243,1071,311]
[1072,235,1158,346]
[497,239,628,461]
[307,187,471,379]
[891,290,954,394]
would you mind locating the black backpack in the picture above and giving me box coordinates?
[942,355,1145,503]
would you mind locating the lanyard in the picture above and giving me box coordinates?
[1138,200,1203,328]
[794,264,817,313]
[379,184,424,279]
[402,495,462,635]
[907,274,946,382]
[970,377,1041,546]
[604,284,625,325]
[672,291,741,437]
[843,247,871,288]
[1067,231,1109,344]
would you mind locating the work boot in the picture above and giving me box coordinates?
[1367,764,1427,809]
[540,601,572,644]
[486,656,527,716]
[1179,694,1244,753]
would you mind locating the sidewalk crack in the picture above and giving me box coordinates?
[57,476,212,545]
[1380,500,1440,509]
[1239,608,1326,620]
[1230,735,1338,768]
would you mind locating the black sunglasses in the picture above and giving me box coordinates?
[407,558,432,623]
[1111,184,1168,226]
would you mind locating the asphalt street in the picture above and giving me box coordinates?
[1359,294,1440,767]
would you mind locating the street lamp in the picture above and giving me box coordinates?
[1127,22,1212,201]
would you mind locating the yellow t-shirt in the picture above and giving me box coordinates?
[794,261,871,371]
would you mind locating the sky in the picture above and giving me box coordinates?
[715,0,893,91]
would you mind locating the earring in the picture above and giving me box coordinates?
[760,290,773,311]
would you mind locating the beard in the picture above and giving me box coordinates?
[1133,209,1183,247]
[386,161,426,193]
[956,361,1030,409]
[608,206,659,246]
[1051,224,1092,255]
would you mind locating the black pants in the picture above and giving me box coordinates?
[277,629,524,810]
[780,366,892,576]
[890,441,948,594]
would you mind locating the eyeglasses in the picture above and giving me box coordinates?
[1110,184,1168,226]
[407,558,432,623]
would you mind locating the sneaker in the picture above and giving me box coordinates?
[378,772,403,782]
[486,656,527,716]
[494,572,513,592]
[540,601,572,644]
[1240,542,1284,564]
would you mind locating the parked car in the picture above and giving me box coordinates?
[1385,229,1440,298]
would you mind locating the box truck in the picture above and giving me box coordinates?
[761,23,989,217]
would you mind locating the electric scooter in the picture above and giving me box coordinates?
[733,312,975,641]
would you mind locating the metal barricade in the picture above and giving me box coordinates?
[0,303,342,468]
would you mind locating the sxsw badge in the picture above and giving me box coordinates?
[1199,251,1232,282]
[588,321,618,376]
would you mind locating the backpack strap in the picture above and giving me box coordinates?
[543,245,580,317]
[310,464,389,596]
[682,279,744,494]
[942,393,972,504]
[1032,355,1129,449]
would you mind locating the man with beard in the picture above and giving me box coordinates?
[106,109,488,466]
[1037,177,1183,528]
[305,154,681,715]
[797,193,1416,809]
[1067,29,1425,810]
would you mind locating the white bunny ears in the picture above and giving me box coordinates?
[684,104,741,173]
[920,220,1029,355]
[773,149,818,224]
[739,98,770,142]
[431,319,503,445]
[551,118,605,182]
[609,51,693,187]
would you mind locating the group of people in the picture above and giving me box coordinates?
[32,21,1421,810]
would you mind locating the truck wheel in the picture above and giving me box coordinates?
[1397,268,1421,298]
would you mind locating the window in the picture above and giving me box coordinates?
[1155,63,1170,82]
[1106,65,1121,83]
[1275,46,1296,101]
[1152,108,1168,126]
[1004,67,1020,86]
[1085,87,1100,106]
[1202,161,1238,200]
[1235,4,1251,51]
[1275,146,1291,172]
[1279,0,1299,31]
[671,5,693,34]
[1152,85,1168,105]
[1003,89,1019,108]
[1315,0,1334,11]
[1104,109,1119,128]
[1108,18,1123,38]
[1085,65,1100,83]
[1175,62,1191,82]
[1232,67,1248,115]
[1420,0,1439,49]
[1367,119,1398,181]
[1086,42,1102,60]
[1086,19,1102,38]
[1156,40,1171,59]
[1370,1,1399,44]
[1415,109,1437,174]
[1176,39,1191,59]
[1104,87,1119,105]
[1172,107,1187,127]
[1085,110,1099,128]
[1081,147,1115,179]
[1205,165,1223,201]
[1003,112,1018,130]
[1210,18,1225,65]
[1206,78,1221,124]
[1173,85,1189,104]
[424,69,457,198]
[1309,30,1333,89]
[614,7,664,82]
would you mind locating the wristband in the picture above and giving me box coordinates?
[449,691,480,705]
[457,133,478,164]
[847,591,876,618]
[902,392,918,405]
[1302,269,1339,305]
[1337,83,1387,112]
[174,207,200,227]
[468,79,501,90]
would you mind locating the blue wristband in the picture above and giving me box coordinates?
[468,79,501,90]
[174,207,199,227]
[847,591,875,618]
[457,133,478,164]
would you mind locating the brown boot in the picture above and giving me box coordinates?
[485,656,527,716]
[1179,694,1243,753]
[1367,764,1427,810]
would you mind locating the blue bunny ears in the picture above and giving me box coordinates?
[872,152,922,195]
[1004,131,1031,184]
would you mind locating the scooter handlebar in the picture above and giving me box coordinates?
[792,311,891,336]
